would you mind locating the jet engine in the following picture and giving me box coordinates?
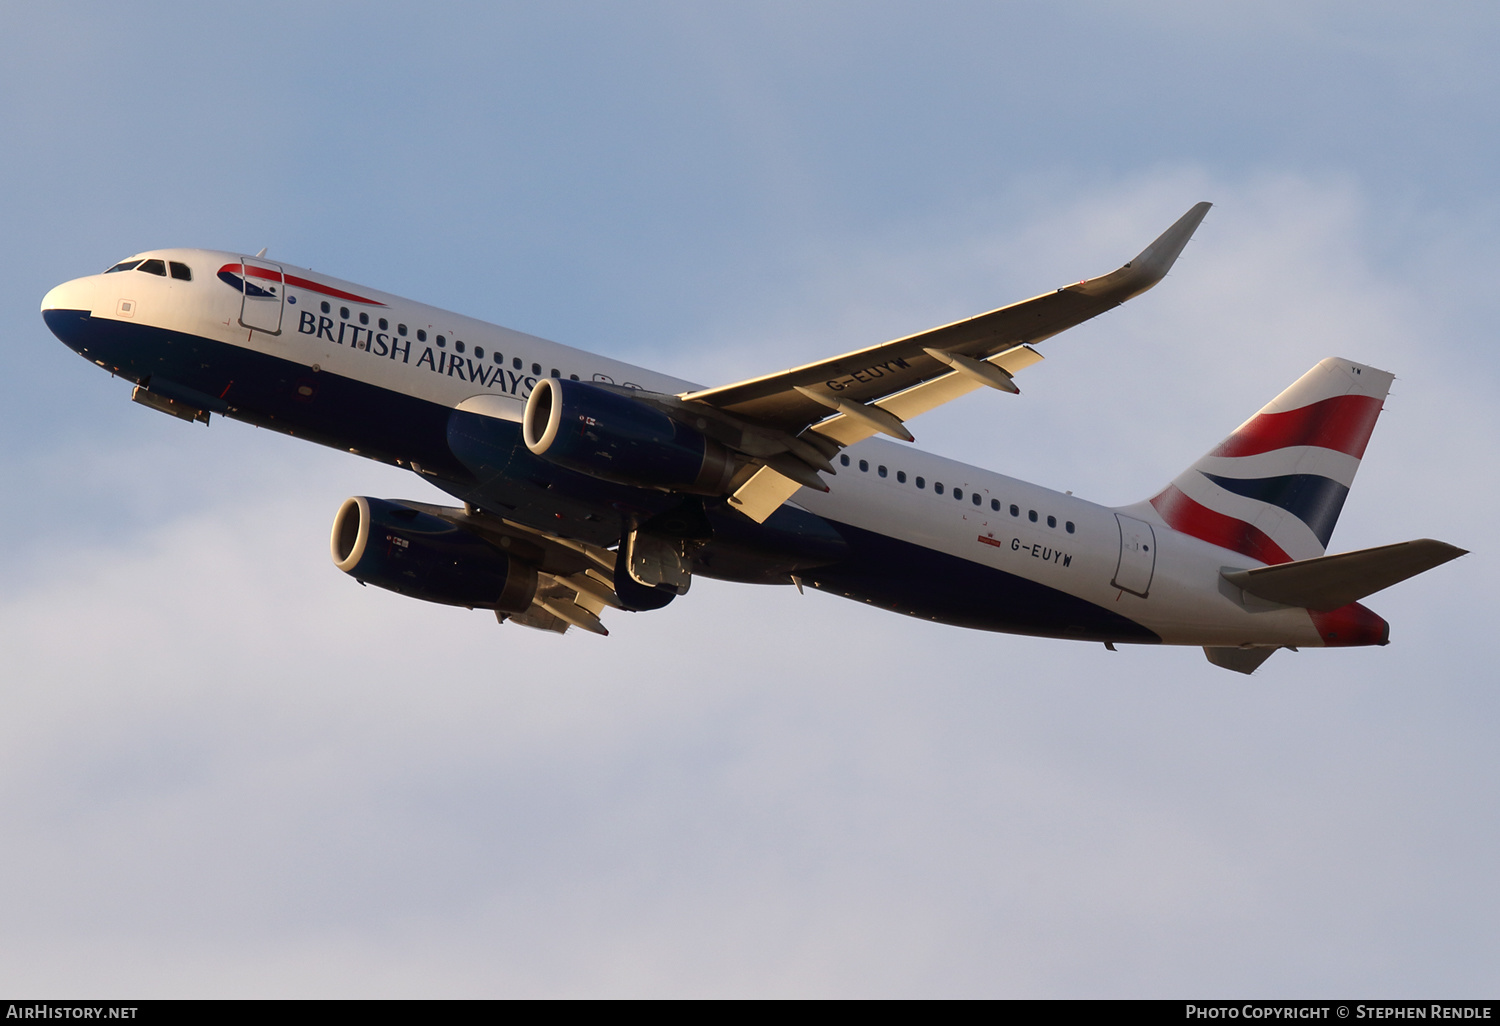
[522,378,737,493]
[330,496,537,612]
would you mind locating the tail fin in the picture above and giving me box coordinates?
[1149,358,1393,564]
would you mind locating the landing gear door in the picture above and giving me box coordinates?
[1111,513,1157,597]
[237,257,285,335]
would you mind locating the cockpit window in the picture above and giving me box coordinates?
[105,260,142,273]
[169,261,192,281]
[138,259,167,276]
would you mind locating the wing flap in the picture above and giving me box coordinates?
[727,345,1047,522]
[811,345,1044,447]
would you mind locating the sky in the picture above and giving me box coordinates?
[1,1,1497,998]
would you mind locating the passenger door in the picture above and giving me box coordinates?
[237,257,284,335]
[1111,513,1157,597]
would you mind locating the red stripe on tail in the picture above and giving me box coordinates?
[1211,394,1383,460]
[1150,485,1293,565]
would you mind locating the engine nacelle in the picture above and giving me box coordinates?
[522,378,736,493]
[330,496,537,612]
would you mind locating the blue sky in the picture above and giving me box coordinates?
[1,2,1496,996]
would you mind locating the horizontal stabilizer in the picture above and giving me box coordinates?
[1204,646,1279,675]
[1222,539,1467,612]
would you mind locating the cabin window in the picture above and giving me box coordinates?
[858,459,868,472]
[379,318,388,330]
[551,368,560,378]
[397,323,407,336]
[991,499,1000,511]
[973,493,982,506]
[169,261,192,281]
[1065,521,1075,534]
[473,346,482,358]
[105,260,142,273]
[1010,504,1019,517]
[570,374,579,380]
[1047,515,1057,528]
[935,482,944,495]
[359,312,369,325]
[1028,510,1038,522]
[321,301,331,314]
[340,307,350,320]
[916,476,925,489]
[436,335,446,348]
[897,471,906,483]
[456,341,466,354]
[840,455,850,467]
[139,259,166,276]
[493,352,503,364]
[878,465,887,478]
[532,362,541,375]
[417,329,427,342]
[513,357,522,370]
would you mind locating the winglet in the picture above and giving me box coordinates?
[1074,201,1212,301]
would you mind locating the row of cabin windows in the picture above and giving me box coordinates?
[308,299,580,379]
[838,453,1075,533]
[100,261,587,383]
[106,259,191,281]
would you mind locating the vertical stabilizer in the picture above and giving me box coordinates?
[1149,358,1393,564]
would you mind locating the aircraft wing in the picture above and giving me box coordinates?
[396,499,622,634]
[682,201,1212,521]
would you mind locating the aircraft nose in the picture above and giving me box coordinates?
[42,276,104,353]
[41,276,93,314]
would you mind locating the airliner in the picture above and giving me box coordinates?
[40,202,1465,673]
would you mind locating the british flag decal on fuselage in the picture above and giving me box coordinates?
[1150,358,1393,565]
[216,262,387,306]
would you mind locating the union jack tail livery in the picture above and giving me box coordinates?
[1150,358,1393,566]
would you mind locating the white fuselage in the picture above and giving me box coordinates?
[42,248,1343,650]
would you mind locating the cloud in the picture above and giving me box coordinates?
[2,167,1496,996]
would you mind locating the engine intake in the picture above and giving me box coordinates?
[523,378,736,493]
[330,496,536,612]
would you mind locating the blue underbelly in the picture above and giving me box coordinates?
[803,519,1160,643]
